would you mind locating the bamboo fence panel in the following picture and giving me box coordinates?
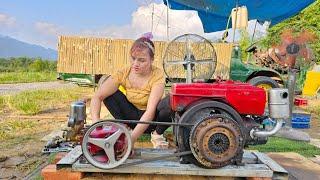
[57,36,233,79]
[213,43,233,79]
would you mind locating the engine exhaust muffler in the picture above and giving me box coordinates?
[250,88,289,138]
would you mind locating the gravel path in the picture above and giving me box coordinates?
[0,81,78,95]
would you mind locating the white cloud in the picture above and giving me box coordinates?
[32,21,70,48]
[80,2,268,44]
[133,3,204,40]
[0,3,205,49]
[34,22,62,36]
[79,3,204,41]
[80,25,133,39]
[0,13,16,27]
[1,2,270,50]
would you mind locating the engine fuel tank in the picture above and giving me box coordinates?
[170,81,266,115]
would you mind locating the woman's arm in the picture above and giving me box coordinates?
[90,77,119,123]
[130,83,165,143]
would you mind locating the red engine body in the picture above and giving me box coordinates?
[87,126,126,162]
[170,81,266,115]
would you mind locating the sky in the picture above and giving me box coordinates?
[0,0,266,50]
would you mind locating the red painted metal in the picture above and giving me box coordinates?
[294,97,308,106]
[88,125,126,162]
[170,81,266,115]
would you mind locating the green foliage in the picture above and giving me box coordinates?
[247,137,320,157]
[238,30,251,61]
[0,57,56,72]
[137,134,151,142]
[29,59,45,72]
[0,72,57,84]
[0,57,57,83]
[260,0,320,63]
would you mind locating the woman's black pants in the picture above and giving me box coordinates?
[103,90,172,134]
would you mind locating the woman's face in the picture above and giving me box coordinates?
[130,48,153,75]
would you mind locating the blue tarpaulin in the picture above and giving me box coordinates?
[163,0,315,32]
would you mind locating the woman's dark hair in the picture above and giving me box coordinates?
[130,37,155,59]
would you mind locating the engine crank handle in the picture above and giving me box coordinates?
[120,151,192,168]
[104,119,194,127]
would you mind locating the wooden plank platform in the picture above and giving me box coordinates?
[74,160,272,177]
[57,145,82,169]
[58,146,288,178]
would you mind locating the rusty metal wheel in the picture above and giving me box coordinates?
[189,114,244,168]
[176,100,245,167]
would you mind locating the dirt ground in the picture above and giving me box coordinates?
[0,85,319,179]
[0,84,91,179]
[300,98,320,140]
[0,85,158,179]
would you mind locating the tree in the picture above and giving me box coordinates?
[29,58,45,72]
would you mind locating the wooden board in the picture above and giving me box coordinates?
[57,145,82,169]
[62,146,287,178]
[73,160,272,177]
[253,152,288,179]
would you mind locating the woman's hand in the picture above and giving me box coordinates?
[90,76,119,123]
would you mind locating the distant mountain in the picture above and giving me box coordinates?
[0,35,57,60]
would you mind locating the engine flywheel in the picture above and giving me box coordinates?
[81,121,132,169]
[189,114,243,168]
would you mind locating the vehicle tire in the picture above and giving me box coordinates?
[248,76,279,90]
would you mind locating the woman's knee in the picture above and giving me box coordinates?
[157,96,170,111]
[103,90,125,106]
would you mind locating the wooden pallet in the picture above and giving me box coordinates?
[56,146,288,179]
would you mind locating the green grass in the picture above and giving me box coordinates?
[32,153,57,180]
[247,137,320,157]
[305,105,320,117]
[137,134,151,142]
[139,133,320,157]
[0,72,57,84]
[138,133,320,157]
[5,88,87,115]
[0,96,5,113]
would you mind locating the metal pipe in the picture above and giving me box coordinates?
[151,3,154,33]
[287,68,298,127]
[232,0,239,43]
[165,0,170,41]
[186,37,192,83]
[250,119,283,138]
[246,20,258,63]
